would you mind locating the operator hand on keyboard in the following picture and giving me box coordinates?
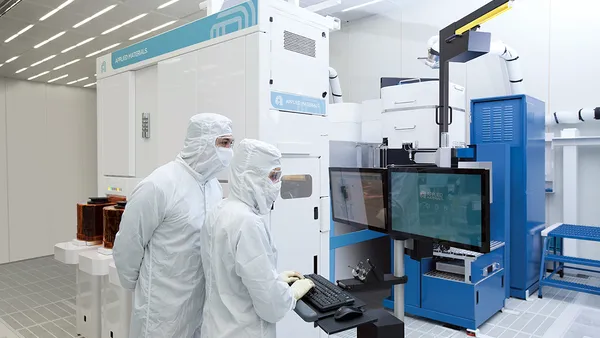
[278,271,305,284]
[291,279,315,300]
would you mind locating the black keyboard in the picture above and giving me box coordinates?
[302,274,355,312]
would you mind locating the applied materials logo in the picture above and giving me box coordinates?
[210,0,256,38]
[100,61,106,74]
[275,95,283,107]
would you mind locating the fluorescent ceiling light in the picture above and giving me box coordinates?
[39,0,74,21]
[4,24,34,43]
[341,0,383,12]
[15,67,27,74]
[129,20,177,41]
[73,5,117,28]
[34,31,66,49]
[61,37,95,53]
[30,55,56,67]
[84,82,97,88]
[102,13,147,35]
[53,58,80,70]
[3,0,21,14]
[48,74,68,83]
[157,0,180,9]
[6,56,19,63]
[0,64,3,68]
[86,43,121,58]
[67,77,89,85]
[28,71,50,80]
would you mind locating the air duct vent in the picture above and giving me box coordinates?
[284,30,316,58]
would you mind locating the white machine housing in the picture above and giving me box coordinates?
[96,1,332,337]
[102,262,132,338]
[363,81,467,149]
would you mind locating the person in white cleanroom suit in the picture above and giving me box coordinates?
[113,113,234,338]
[199,139,315,338]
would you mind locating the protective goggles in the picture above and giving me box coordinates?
[268,168,282,183]
[215,136,235,148]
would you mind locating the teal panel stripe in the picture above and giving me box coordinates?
[110,0,258,70]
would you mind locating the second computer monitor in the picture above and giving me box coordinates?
[329,168,387,233]
[388,167,491,253]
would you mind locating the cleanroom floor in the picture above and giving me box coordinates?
[0,256,599,338]
[0,256,77,338]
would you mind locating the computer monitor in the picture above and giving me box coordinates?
[329,168,387,233]
[388,167,491,253]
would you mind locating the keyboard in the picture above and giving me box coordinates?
[302,274,355,312]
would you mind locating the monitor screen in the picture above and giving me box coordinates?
[329,168,387,232]
[388,167,490,252]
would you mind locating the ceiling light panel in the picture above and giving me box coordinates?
[28,71,49,80]
[68,77,89,85]
[86,43,121,58]
[341,0,384,12]
[34,31,65,49]
[30,55,56,67]
[130,20,177,41]
[6,56,19,63]
[15,67,27,74]
[53,58,80,70]
[102,13,148,35]
[84,82,97,88]
[62,37,96,54]
[4,24,34,43]
[39,0,74,21]
[73,5,117,28]
[48,74,68,83]
[158,0,180,9]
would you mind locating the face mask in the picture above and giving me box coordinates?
[216,147,233,167]
[265,181,281,209]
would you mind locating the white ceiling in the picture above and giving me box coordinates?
[0,0,404,88]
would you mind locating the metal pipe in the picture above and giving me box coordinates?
[393,239,405,321]
[329,67,343,104]
[546,108,600,125]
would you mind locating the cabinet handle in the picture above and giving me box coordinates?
[476,291,479,304]
[313,255,318,274]
[394,125,416,131]
[394,100,416,105]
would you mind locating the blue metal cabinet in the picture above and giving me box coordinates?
[471,95,546,299]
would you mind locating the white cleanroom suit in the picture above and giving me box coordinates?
[113,113,233,338]
[199,139,314,338]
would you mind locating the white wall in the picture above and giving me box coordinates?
[330,0,600,258]
[0,79,8,264]
[0,77,97,263]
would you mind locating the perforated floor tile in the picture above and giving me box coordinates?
[0,256,77,338]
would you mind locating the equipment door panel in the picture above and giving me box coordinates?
[271,156,320,338]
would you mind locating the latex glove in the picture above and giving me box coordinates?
[290,279,315,300]
[279,271,304,284]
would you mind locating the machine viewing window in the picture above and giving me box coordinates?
[280,175,312,199]
[388,167,491,253]
[329,168,387,233]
